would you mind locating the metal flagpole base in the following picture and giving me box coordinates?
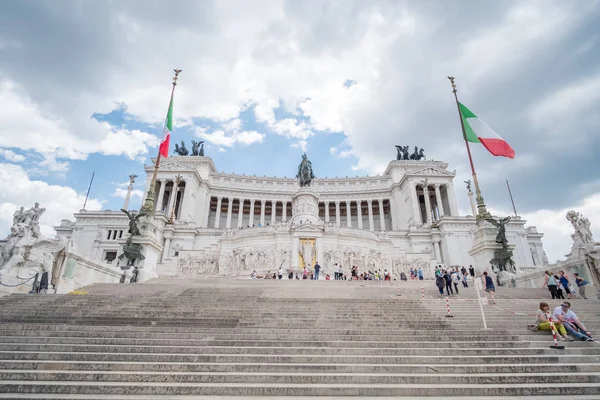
[445,315,454,318]
[549,344,565,350]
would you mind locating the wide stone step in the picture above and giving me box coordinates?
[1,381,600,396]
[2,361,600,373]
[0,336,548,348]
[1,370,600,384]
[1,351,598,364]
[1,343,596,356]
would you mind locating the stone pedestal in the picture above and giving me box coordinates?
[469,221,512,275]
[291,188,320,224]
[132,215,166,283]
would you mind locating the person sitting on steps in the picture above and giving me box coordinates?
[553,301,594,342]
[528,302,572,341]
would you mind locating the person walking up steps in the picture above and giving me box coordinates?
[436,273,445,296]
[451,270,460,294]
[543,271,558,299]
[482,272,496,305]
[443,271,454,296]
[574,273,589,299]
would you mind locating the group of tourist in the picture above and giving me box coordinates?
[433,265,497,304]
[530,301,594,342]
[543,270,589,299]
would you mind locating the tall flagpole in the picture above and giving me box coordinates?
[140,69,182,215]
[448,76,491,220]
[82,171,95,211]
[506,178,518,216]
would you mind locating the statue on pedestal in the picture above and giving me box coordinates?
[118,210,147,270]
[296,153,315,187]
[566,210,600,297]
[486,216,516,274]
[0,203,66,292]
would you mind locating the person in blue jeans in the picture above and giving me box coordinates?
[553,301,594,341]
[418,267,424,280]
[313,262,321,280]
[483,271,496,305]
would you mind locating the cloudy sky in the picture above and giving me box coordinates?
[1,0,599,263]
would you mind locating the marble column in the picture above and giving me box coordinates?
[411,182,422,225]
[237,198,245,228]
[282,201,287,222]
[260,200,266,226]
[434,240,443,263]
[378,199,385,231]
[271,201,277,224]
[423,186,432,223]
[166,185,177,220]
[156,179,167,212]
[162,236,172,262]
[367,200,374,231]
[214,196,222,228]
[180,181,194,220]
[357,200,363,229]
[249,199,255,226]
[447,183,459,216]
[204,196,212,228]
[434,184,444,219]
[325,202,330,222]
[335,201,341,227]
[346,201,352,228]
[226,197,233,229]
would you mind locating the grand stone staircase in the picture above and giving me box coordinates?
[0,278,598,399]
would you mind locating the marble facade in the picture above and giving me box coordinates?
[49,156,548,290]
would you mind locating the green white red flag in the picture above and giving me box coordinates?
[158,97,173,158]
[458,102,515,159]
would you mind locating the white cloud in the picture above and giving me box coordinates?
[329,147,337,155]
[197,127,264,148]
[0,149,25,162]
[290,140,308,152]
[0,81,160,163]
[112,187,144,200]
[522,192,600,263]
[0,163,102,238]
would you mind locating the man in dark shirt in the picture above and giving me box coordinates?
[314,262,321,280]
[469,265,475,278]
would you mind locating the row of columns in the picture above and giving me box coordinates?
[323,200,385,231]
[411,182,451,225]
[212,198,290,229]
[209,197,389,231]
[155,179,186,218]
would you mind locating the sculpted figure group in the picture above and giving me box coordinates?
[395,145,425,161]
[0,203,66,279]
[174,140,204,156]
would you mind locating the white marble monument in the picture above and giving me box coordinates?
[35,151,551,292]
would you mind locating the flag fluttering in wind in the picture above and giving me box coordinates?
[158,97,174,158]
[458,102,515,159]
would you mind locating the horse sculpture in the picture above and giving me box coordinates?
[174,141,189,156]
[409,146,426,160]
[191,140,205,156]
[296,153,315,187]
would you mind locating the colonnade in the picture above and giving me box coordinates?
[410,182,453,225]
[207,197,392,231]
[154,179,187,220]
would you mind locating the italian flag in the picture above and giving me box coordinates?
[459,102,515,159]
[158,97,173,158]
